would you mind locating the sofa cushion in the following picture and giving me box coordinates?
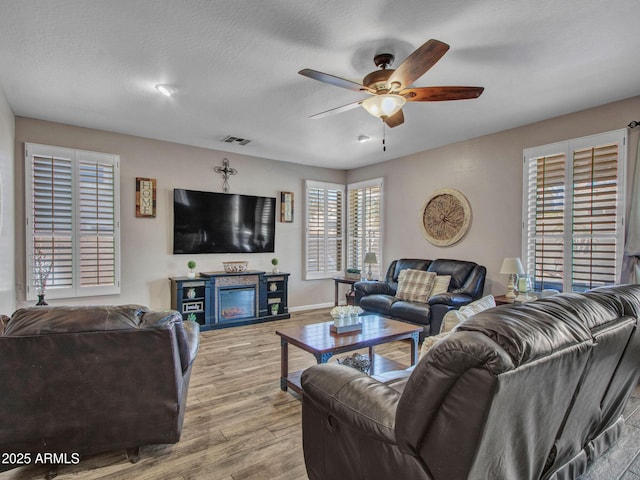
[430,275,451,297]
[360,294,397,315]
[396,269,436,303]
[389,301,431,325]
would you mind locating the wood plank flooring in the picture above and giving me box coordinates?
[2,308,639,480]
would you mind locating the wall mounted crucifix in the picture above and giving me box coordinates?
[213,157,237,192]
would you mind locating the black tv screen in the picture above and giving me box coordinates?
[173,189,276,254]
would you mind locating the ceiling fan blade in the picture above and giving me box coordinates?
[388,39,450,91]
[383,109,404,128]
[401,86,484,102]
[308,100,363,119]
[299,68,371,93]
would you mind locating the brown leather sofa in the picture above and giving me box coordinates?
[0,305,199,469]
[354,258,486,336]
[301,284,640,480]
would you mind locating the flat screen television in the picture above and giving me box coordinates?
[173,189,276,254]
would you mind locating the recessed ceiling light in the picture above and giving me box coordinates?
[358,135,370,143]
[155,84,177,97]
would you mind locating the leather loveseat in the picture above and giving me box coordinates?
[354,258,486,336]
[301,284,640,480]
[0,304,199,469]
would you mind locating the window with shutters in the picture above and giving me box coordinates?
[304,180,343,280]
[347,178,383,279]
[522,130,626,292]
[25,143,120,300]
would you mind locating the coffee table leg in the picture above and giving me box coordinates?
[369,346,375,373]
[314,352,333,364]
[410,332,419,365]
[280,338,289,391]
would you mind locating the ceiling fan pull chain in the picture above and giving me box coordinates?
[382,121,386,152]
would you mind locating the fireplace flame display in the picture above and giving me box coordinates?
[218,286,256,322]
[221,306,250,320]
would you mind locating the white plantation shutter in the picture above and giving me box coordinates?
[522,130,626,292]
[78,154,117,289]
[347,178,383,279]
[26,143,120,300]
[305,180,343,280]
[30,148,74,295]
[523,150,566,290]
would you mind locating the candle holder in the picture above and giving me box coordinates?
[515,274,535,302]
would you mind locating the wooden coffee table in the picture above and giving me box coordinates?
[275,314,421,394]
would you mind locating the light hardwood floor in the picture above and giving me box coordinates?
[2,308,639,480]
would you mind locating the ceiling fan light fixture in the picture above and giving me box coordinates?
[362,94,405,119]
[155,84,177,97]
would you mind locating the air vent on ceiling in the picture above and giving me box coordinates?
[221,135,251,146]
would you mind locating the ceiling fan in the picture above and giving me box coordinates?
[299,39,484,128]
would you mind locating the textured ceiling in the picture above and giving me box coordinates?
[1,0,639,169]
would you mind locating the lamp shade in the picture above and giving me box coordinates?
[362,94,405,118]
[363,252,378,264]
[500,257,525,275]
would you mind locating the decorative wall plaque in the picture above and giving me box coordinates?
[136,177,156,217]
[280,191,293,222]
[421,188,471,246]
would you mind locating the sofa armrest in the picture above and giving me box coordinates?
[301,363,400,443]
[354,281,392,304]
[181,320,200,370]
[428,292,473,308]
[141,310,200,373]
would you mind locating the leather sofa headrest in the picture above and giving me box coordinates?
[2,304,150,336]
[456,293,622,366]
[427,259,477,289]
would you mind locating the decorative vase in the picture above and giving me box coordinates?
[36,294,48,306]
[187,270,196,279]
[272,267,279,274]
[269,282,277,292]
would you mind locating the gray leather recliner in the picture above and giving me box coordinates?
[302,284,640,480]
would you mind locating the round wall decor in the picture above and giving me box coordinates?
[421,188,471,246]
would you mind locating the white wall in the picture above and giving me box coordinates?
[14,95,640,309]
[348,95,640,296]
[14,118,345,310]
[0,88,15,314]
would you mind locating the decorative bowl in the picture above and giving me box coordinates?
[222,261,248,273]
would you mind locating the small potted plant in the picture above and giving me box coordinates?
[187,260,196,278]
[346,267,361,280]
[271,302,280,315]
[271,257,279,274]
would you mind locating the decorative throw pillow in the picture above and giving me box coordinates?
[438,295,497,334]
[395,269,437,303]
[421,295,498,356]
[419,331,449,358]
[440,309,466,334]
[429,275,451,298]
[459,294,496,317]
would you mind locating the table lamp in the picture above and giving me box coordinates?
[500,257,524,298]
[363,252,378,281]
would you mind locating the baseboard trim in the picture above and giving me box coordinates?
[289,302,334,313]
